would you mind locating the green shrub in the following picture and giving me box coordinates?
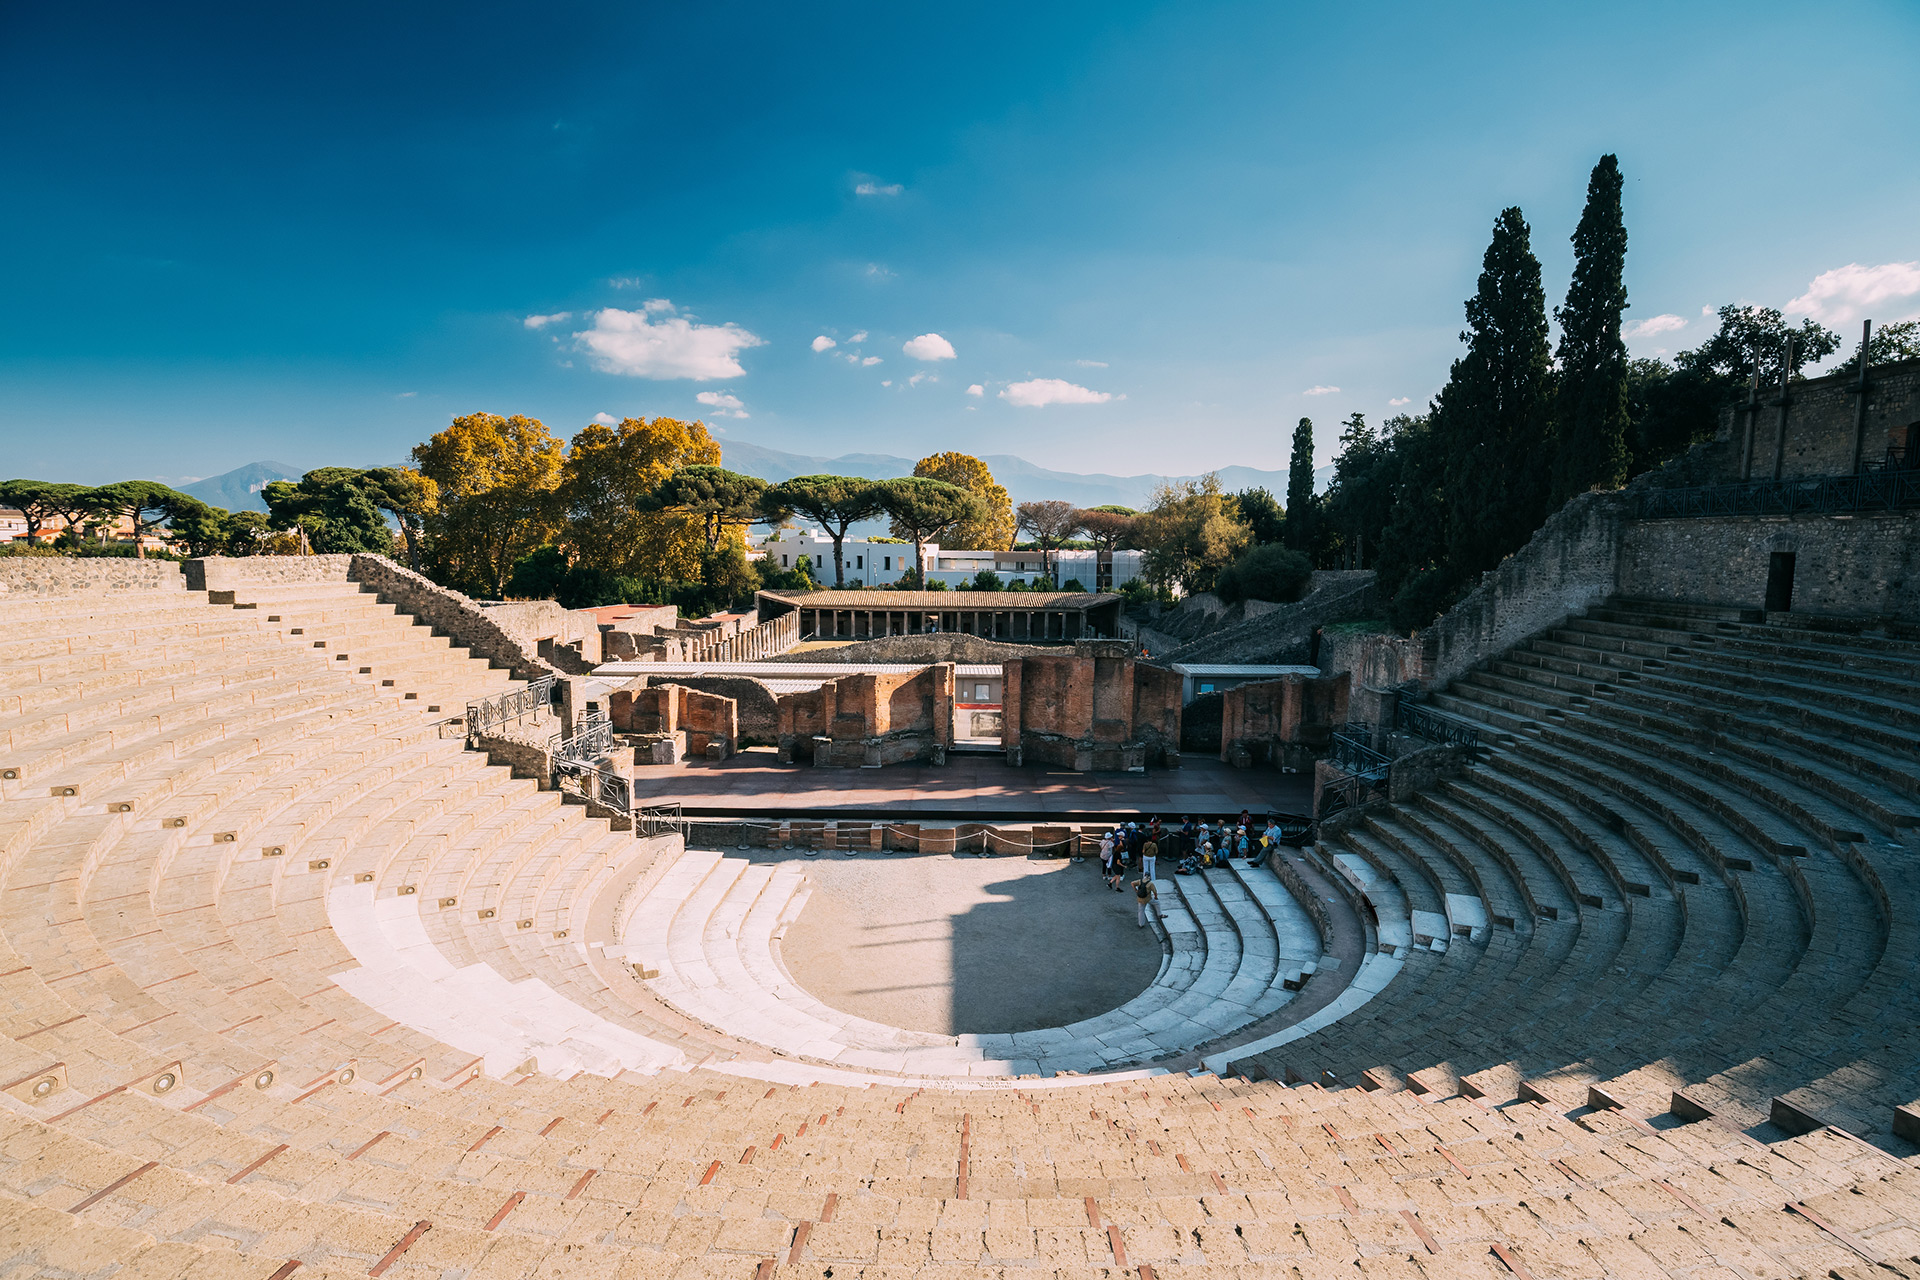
[1214,545,1312,604]
[1059,578,1086,592]
[0,544,61,558]
[968,569,1001,591]
[1389,568,1462,634]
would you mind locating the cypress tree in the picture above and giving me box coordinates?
[1284,417,1315,552]
[1439,206,1554,578]
[1551,154,1631,503]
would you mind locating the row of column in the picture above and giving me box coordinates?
[685,612,800,662]
[799,609,1089,641]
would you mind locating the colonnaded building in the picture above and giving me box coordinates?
[0,354,1918,1279]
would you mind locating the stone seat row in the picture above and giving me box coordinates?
[1258,597,1914,1138]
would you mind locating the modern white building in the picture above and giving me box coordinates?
[753,527,1146,591]
[754,527,918,586]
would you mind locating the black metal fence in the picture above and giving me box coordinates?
[1329,725,1391,782]
[466,675,555,741]
[1395,699,1481,750]
[1634,468,1920,521]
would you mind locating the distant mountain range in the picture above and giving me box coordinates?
[178,461,305,511]
[179,445,1330,516]
[717,440,1331,509]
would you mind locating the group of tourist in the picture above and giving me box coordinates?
[1081,812,1293,928]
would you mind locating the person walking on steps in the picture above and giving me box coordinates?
[1135,876,1158,928]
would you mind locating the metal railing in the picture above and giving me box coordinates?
[1634,468,1920,521]
[637,804,687,838]
[1329,724,1391,782]
[1316,770,1382,822]
[466,675,555,741]
[1395,698,1482,750]
[550,711,613,764]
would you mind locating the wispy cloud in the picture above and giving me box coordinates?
[850,331,868,343]
[696,390,749,419]
[1389,397,1410,407]
[902,333,956,361]
[865,264,895,280]
[1073,359,1109,368]
[396,391,417,398]
[1303,385,1340,396]
[608,276,647,289]
[1000,378,1112,407]
[966,384,984,397]
[1786,261,1920,326]
[811,335,837,352]
[523,312,572,329]
[855,180,904,197]
[1622,313,1688,339]
[909,372,935,386]
[861,356,882,367]
[572,302,763,380]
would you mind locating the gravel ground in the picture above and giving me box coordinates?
[775,850,1163,1036]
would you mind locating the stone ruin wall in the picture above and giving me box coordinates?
[1001,641,1181,771]
[611,682,740,763]
[1219,674,1352,773]
[0,557,188,595]
[1711,354,1920,481]
[776,665,955,767]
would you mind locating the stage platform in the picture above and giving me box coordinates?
[627,748,1312,822]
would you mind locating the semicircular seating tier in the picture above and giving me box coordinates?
[3,571,1920,1279]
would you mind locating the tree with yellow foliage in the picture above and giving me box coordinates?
[903,451,1014,550]
[412,413,566,597]
[561,416,721,584]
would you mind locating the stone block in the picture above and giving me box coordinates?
[1769,1096,1824,1137]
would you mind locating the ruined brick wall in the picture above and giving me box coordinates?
[775,665,954,765]
[1003,643,1177,770]
[1712,356,1920,481]
[1220,673,1350,771]
[1133,663,1182,762]
[1620,510,1920,619]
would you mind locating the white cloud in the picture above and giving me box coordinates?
[396,391,416,398]
[696,390,749,419]
[1388,397,1410,407]
[1786,261,1920,326]
[909,372,936,387]
[966,384,984,397]
[593,412,618,424]
[811,335,837,352]
[903,333,956,361]
[642,298,675,313]
[865,264,894,279]
[1073,359,1109,368]
[850,331,868,343]
[881,380,893,387]
[523,312,572,329]
[855,180,904,197]
[1303,385,1340,396]
[572,303,763,380]
[1000,378,1112,407]
[1622,313,1688,339]
[862,356,882,366]
[609,276,646,289]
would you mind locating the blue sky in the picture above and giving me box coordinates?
[3,1,1917,486]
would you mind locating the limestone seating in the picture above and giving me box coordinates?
[13,585,1920,1277]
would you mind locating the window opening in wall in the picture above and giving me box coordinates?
[781,555,788,566]
[856,555,863,568]
[973,683,990,700]
[1765,551,1796,613]
[1199,682,1217,694]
